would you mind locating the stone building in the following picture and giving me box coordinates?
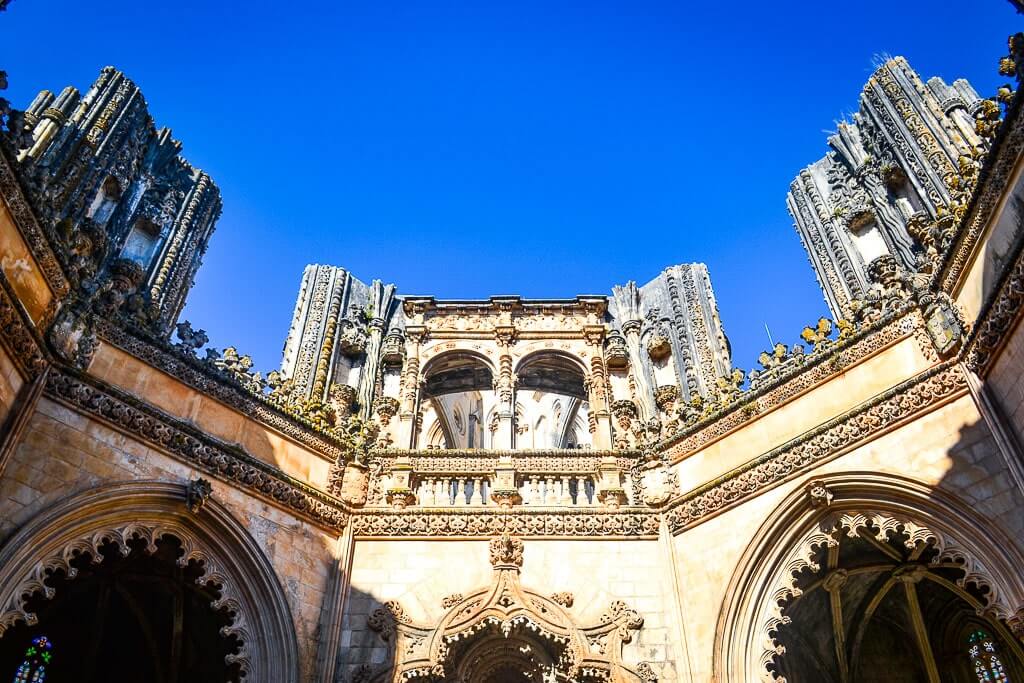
[0,26,1024,683]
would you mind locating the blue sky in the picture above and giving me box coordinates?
[1,1,1018,374]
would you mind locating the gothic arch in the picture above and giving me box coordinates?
[421,350,495,393]
[713,472,1024,683]
[0,480,300,682]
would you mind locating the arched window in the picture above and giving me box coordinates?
[968,629,1011,683]
[11,635,52,683]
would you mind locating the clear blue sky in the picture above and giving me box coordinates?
[2,1,1018,374]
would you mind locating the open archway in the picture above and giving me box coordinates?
[515,351,592,449]
[714,473,1024,683]
[0,481,300,682]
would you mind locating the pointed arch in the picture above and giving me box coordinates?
[0,481,300,682]
[714,472,1024,683]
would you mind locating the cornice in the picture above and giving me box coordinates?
[663,362,968,534]
[0,144,69,297]
[43,368,350,532]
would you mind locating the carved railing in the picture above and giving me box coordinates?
[372,449,639,509]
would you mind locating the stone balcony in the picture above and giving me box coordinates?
[365,449,642,509]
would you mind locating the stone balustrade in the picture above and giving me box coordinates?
[376,449,637,509]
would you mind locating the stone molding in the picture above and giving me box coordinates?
[712,474,1024,683]
[43,369,350,531]
[0,481,300,682]
[0,147,69,297]
[0,269,47,379]
[658,309,917,462]
[663,363,968,534]
[350,507,660,538]
[96,318,344,461]
[938,93,1024,293]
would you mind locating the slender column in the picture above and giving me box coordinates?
[621,319,656,420]
[964,364,1024,496]
[823,569,850,683]
[559,476,572,505]
[314,522,355,683]
[584,326,614,448]
[493,326,517,449]
[658,518,696,683]
[397,327,427,447]
[897,566,940,683]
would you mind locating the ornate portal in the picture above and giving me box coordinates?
[366,533,648,683]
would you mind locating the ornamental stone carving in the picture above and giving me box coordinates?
[367,534,648,683]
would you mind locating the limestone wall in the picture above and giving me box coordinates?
[87,341,334,488]
[340,538,682,682]
[988,316,1024,453]
[0,396,340,681]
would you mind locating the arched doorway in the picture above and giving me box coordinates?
[714,473,1024,683]
[0,533,240,682]
[771,515,1024,682]
[0,481,300,682]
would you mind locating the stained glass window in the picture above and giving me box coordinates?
[968,629,1011,683]
[10,636,51,683]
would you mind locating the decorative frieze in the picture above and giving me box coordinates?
[43,369,350,531]
[350,508,660,538]
[663,363,967,533]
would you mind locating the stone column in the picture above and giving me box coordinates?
[397,326,426,448]
[584,325,614,449]
[493,325,517,449]
[313,523,355,683]
[358,316,387,420]
[621,319,656,421]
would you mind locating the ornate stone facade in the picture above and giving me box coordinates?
[1,37,1024,683]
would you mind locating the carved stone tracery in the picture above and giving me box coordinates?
[368,534,648,683]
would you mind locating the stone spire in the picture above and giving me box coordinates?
[8,67,221,335]
[788,57,984,320]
